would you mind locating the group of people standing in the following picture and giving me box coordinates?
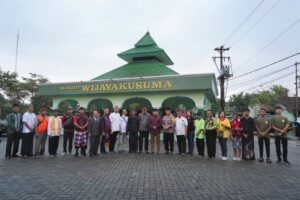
[4,103,290,164]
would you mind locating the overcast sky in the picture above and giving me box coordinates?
[0,0,299,97]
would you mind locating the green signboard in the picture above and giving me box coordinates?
[38,75,217,97]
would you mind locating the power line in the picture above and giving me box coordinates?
[223,0,265,45]
[229,64,295,88]
[231,52,300,80]
[243,71,295,91]
[238,19,300,67]
[230,0,281,48]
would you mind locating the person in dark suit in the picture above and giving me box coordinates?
[5,104,22,158]
[88,110,102,157]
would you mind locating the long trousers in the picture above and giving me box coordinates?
[34,132,47,155]
[196,138,205,156]
[218,137,228,157]
[151,134,160,153]
[5,131,21,157]
[89,135,100,155]
[163,132,174,153]
[258,137,270,158]
[21,132,34,156]
[139,131,149,152]
[275,136,288,161]
[109,131,119,152]
[48,136,59,155]
[206,130,217,158]
[176,135,186,154]
[129,132,138,153]
[187,131,195,154]
[63,132,74,153]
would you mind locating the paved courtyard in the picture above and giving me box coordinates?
[0,136,300,200]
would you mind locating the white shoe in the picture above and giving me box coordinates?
[221,156,228,160]
[237,157,241,161]
[61,152,66,156]
[233,157,237,161]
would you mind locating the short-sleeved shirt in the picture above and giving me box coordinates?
[175,117,188,136]
[255,117,271,138]
[73,115,89,132]
[195,119,205,139]
[272,116,289,137]
[22,112,36,133]
[109,112,121,132]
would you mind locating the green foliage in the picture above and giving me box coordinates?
[0,69,52,115]
[228,85,289,112]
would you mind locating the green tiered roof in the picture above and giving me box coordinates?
[93,32,177,80]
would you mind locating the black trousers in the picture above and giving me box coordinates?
[218,137,228,157]
[139,131,149,152]
[48,136,59,155]
[258,137,270,158]
[163,132,174,153]
[100,135,106,153]
[5,131,21,157]
[206,130,217,158]
[109,131,119,152]
[196,138,205,156]
[275,136,288,161]
[89,135,100,155]
[129,131,138,152]
[21,132,34,156]
[63,132,74,153]
[176,135,186,154]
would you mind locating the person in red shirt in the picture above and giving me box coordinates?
[73,107,89,157]
[230,113,242,161]
[62,106,75,155]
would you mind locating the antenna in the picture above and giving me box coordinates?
[14,28,20,73]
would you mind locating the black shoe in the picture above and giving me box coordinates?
[283,160,290,164]
[176,153,181,155]
[139,151,142,154]
[277,159,282,163]
[145,151,149,154]
[164,151,170,154]
[266,158,272,163]
[5,156,11,159]
[258,158,264,162]
[12,154,20,158]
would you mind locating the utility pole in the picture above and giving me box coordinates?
[14,28,20,73]
[295,62,299,118]
[213,46,232,111]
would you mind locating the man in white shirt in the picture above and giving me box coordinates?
[21,104,36,157]
[117,109,128,152]
[109,105,121,153]
[175,109,188,155]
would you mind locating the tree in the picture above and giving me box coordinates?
[228,85,290,112]
[228,92,257,112]
[0,69,52,113]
